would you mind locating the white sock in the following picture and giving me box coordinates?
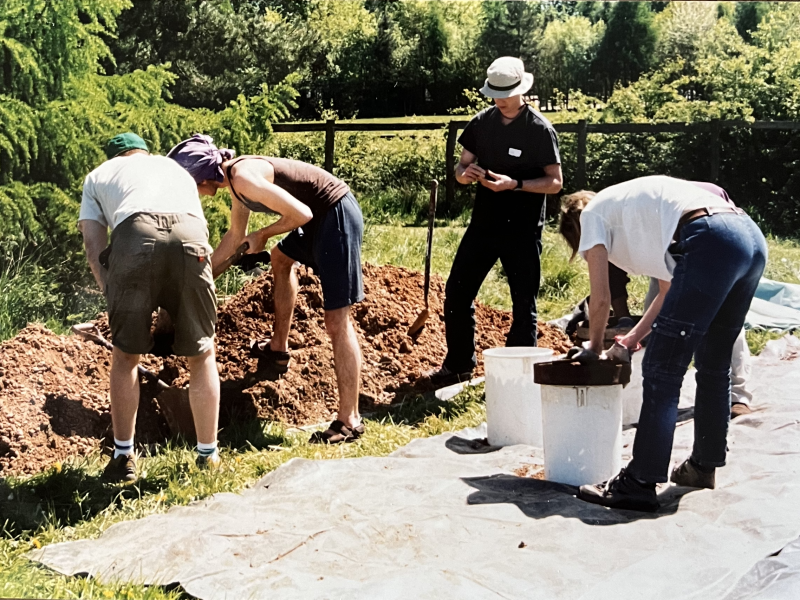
[197,441,218,458]
[113,437,134,459]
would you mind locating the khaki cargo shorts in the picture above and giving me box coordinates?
[105,213,216,356]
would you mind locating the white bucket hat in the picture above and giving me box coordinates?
[480,57,534,99]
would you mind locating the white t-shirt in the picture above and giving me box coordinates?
[578,175,731,281]
[80,153,205,230]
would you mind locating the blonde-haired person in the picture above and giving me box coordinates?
[558,175,766,512]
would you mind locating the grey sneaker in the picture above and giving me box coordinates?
[671,458,715,489]
[103,454,137,483]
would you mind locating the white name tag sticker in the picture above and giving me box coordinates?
[508,147,522,157]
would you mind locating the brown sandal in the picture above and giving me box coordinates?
[249,340,290,378]
[309,420,365,444]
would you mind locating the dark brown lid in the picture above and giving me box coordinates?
[533,359,632,386]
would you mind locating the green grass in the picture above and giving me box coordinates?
[0,386,485,598]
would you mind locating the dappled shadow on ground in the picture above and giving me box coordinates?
[462,474,694,525]
[0,464,175,535]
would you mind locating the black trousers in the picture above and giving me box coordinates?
[443,209,544,373]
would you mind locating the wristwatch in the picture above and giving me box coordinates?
[515,178,524,190]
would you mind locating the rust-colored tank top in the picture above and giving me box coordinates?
[226,156,349,218]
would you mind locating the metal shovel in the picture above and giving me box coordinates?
[71,323,196,439]
[407,179,438,340]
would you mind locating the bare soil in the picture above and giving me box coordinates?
[0,264,569,476]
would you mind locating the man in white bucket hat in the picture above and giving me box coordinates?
[425,57,563,386]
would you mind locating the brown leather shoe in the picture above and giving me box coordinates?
[103,454,137,483]
[671,457,715,489]
[731,402,752,419]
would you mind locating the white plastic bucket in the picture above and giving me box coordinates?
[484,347,554,447]
[541,384,623,486]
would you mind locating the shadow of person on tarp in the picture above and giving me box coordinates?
[462,473,695,525]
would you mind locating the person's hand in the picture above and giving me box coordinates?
[461,163,486,183]
[603,341,631,364]
[602,336,641,364]
[566,346,601,363]
[479,170,516,192]
[244,229,268,254]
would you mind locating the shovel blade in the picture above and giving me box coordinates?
[407,308,429,340]
[157,387,196,439]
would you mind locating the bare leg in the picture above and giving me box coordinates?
[110,347,141,441]
[270,246,298,353]
[324,307,362,428]
[187,347,220,445]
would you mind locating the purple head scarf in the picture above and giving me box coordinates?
[167,134,235,184]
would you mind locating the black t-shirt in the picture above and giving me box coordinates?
[458,105,560,221]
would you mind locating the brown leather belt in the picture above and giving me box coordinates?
[675,205,746,239]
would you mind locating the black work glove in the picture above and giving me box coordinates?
[566,346,600,363]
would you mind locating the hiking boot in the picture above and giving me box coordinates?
[671,457,715,489]
[423,365,473,387]
[578,468,659,512]
[195,453,221,471]
[103,454,137,483]
[731,402,752,419]
[309,420,365,444]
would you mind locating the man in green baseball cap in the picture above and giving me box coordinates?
[78,132,222,482]
[104,132,149,159]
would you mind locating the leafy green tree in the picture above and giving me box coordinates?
[734,1,771,42]
[1,0,129,104]
[538,15,605,108]
[654,2,719,66]
[594,2,657,97]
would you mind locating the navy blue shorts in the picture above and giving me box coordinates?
[277,192,364,311]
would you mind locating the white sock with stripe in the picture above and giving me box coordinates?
[113,437,134,459]
[197,441,218,459]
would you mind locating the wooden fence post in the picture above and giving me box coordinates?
[576,119,587,189]
[324,119,336,173]
[445,121,459,213]
[709,119,721,183]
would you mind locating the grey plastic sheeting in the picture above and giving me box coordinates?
[725,535,800,600]
[30,348,800,600]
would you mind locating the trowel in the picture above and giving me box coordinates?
[407,179,438,340]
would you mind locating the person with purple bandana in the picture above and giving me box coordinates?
[167,135,365,444]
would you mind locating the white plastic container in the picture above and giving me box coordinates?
[541,384,623,486]
[484,347,554,447]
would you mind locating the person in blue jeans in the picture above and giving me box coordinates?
[558,176,767,512]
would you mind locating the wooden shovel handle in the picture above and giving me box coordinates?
[212,241,250,279]
[71,323,170,391]
[423,179,438,308]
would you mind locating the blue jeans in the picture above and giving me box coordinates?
[628,213,767,483]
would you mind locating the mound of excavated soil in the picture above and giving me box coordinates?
[0,264,569,476]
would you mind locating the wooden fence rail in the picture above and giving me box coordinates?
[271,118,800,209]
